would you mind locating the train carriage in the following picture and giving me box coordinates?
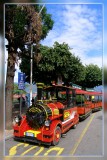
[61,89,92,120]
[60,88,102,120]
[86,91,102,112]
[75,89,92,120]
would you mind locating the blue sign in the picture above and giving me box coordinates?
[18,72,25,90]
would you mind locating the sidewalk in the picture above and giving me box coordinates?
[5,129,13,140]
[5,105,27,140]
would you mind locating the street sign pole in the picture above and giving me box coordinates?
[19,91,22,115]
[30,44,33,106]
[18,72,25,115]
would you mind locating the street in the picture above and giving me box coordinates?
[5,110,103,156]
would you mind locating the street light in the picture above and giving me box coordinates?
[30,43,33,106]
[24,42,33,106]
[38,4,45,15]
[25,4,45,106]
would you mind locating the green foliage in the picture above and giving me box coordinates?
[78,64,102,88]
[104,67,107,85]
[34,5,54,39]
[20,42,85,85]
[5,5,102,89]
[13,83,27,94]
[5,4,54,51]
[5,5,27,45]
[20,43,102,88]
[13,8,27,38]
[76,95,85,104]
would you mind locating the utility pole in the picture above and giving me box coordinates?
[30,44,33,106]
[29,4,45,106]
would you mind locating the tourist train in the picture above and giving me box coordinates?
[13,82,102,146]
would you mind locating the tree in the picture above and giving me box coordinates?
[20,42,85,85]
[104,67,107,86]
[13,83,27,95]
[5,4,54,129]
[78,64,102,89]
[5,5,27,129]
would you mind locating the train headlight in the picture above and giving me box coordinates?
[45,120,50,127]
[15,117,20,123]
[14,115,22,124]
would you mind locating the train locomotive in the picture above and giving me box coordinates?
[13,83,79,146]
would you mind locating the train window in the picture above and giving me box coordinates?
[45,90,56,100]
[89,96,92,101]
[84,95,87,101]
[66,88,75,108]
[43,86,75,108]
[99,95,102,101]
[76,94,85,105]
[91,95,95,102]
[86,95,91,101]
[94,95,98,102]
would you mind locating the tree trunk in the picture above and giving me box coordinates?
[5,60,15,130]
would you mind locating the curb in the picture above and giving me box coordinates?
[5,130,13,140]
[5,134,13,140]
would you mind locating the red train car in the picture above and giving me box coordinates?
[61,89,92,120]
[13,83,79,146]
[75,89,92,120]
[86,91,102,112]
[72,89,102,119]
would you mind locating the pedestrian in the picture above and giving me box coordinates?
[25,96,28,107]
[32,97,34,105]
[22,97,25,107]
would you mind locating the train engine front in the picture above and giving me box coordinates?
[13,83,79,145]
[13,83,63,145]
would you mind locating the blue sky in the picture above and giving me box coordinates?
[5,0,107,82]
[41,0,107,68]
[41,3,103,68]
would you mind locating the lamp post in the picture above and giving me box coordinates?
[26,4,45,106]
[30,44,33,106]
[24,41,33,106]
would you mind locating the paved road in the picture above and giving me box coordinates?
[5,110,103,157]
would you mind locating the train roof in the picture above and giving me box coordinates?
[75,88,102,95]
[43,85,102,95]
[44,84,74,91]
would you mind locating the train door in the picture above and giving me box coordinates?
[75,90,91,120]
[56,87,78,132]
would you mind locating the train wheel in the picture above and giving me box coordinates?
[52,126,61,146]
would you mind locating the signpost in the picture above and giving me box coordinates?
[18,72,25,90]
[18,72,25,115]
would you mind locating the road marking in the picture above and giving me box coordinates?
[21,146,37,156]
[34,147,44,155]
[9,143,29,156]
[70,114,95,155]
[8,114,94,156]
[44,147,64,156]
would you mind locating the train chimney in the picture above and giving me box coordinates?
[36,83,44,100]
